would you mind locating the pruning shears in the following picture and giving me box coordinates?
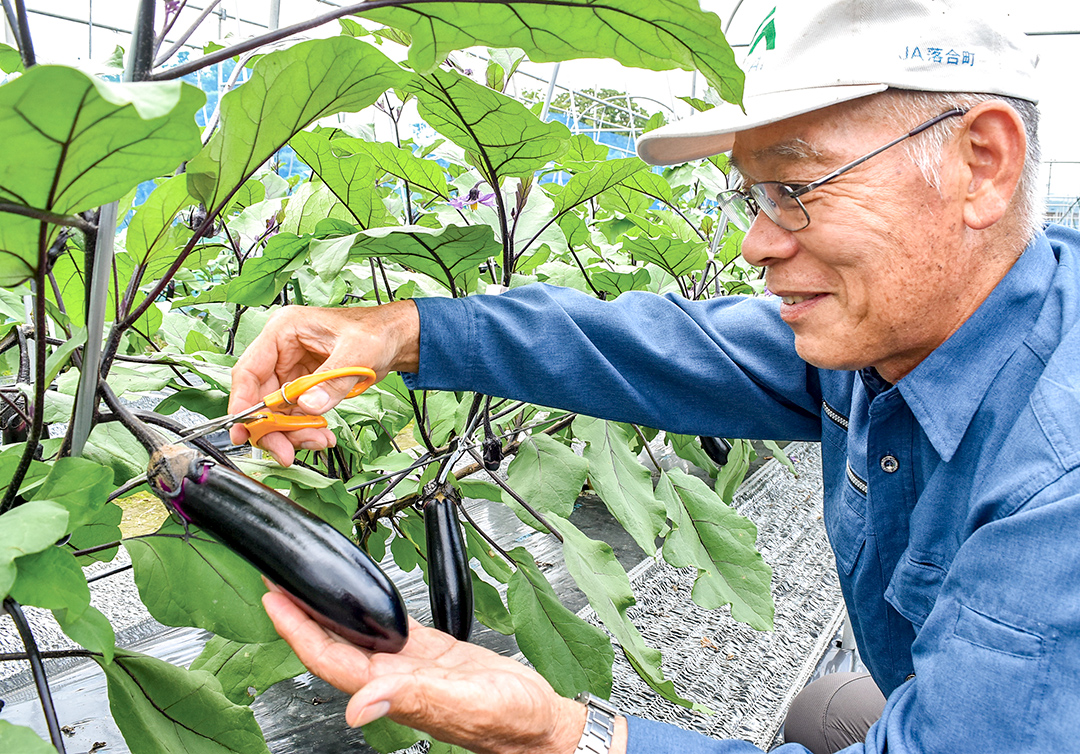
[177,366,378,446]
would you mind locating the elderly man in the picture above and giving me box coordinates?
[229,1,1080,752]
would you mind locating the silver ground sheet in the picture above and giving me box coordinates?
[581,442,844,750]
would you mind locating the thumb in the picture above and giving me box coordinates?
[297,359,375,414]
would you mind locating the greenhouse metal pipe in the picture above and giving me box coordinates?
[539,62,561,121]
[69,202,117,457]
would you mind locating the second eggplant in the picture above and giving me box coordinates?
[422,483,473,641]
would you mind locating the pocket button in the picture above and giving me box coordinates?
[880,455,899,473]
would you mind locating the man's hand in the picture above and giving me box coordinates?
[228,301,420,465]
[262,588,587,754]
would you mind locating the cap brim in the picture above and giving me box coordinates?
[636,84,888,166]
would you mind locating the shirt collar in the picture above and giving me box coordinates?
[897,233,1056,462]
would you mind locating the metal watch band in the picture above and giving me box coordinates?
[573,692,618,754]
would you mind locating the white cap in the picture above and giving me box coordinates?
[636,0,1040,165]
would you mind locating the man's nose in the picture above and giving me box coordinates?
[739,213,799,268]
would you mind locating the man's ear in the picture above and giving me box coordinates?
[956,101,1027,231]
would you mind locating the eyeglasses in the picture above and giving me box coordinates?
[716,107,968,233]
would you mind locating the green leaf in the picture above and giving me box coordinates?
[550,158,647,218]
[128,521,279,644]
[667,433,718,478]
[0,43,25,74]
[290,130,387,230]
[190,636,306,706]
[30,456,115,530]
[54,603,117,662]
[0,720,56,754]
[762,439,797,476]
[406,69,570,181]
[507,547,613,698]
[360,717,426,754]
[0,66,204,287]
[506,433,587,521]
[42,327,86,387]
[715,438,753,504]
[564,134,609,163]
[333,137,450,199]
[156,388,230,420]
[462,519,513,584]
[575,417,664,556]
[95,649,271,754]
[11,545,90,614]
[308,233,357,281]
[227,232,311,307]
[471,573,513,635]
[0,500,68,599]
[591,268,651,297]
[347,224,501,293]
[65,498,123,565]
[126,174,196,269]
[656,469,773,630]
[549,516,708,711]
[83,419,150,486]
[186,37,411,212]
[361,0,743,105]
[618,169,675,204]
[623,235,708,278]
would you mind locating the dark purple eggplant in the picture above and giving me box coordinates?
[422,484,472,641]
[148,445,407,653]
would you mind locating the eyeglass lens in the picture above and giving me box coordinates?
[718,183,810,233]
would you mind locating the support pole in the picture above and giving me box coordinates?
[539,62,561,122]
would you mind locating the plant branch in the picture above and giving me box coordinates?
[632,424,662,471]
[0,230,49,514]
[10,0,35,68]
[3,598,67,754]
[465,446,562,542]
[128,0,157,82]
[97,380,165,454]
[150,0,407,81]
[153,0,223,68]
[0,649,100,663]
[0,203,96,233]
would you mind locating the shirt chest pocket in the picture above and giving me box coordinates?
[885,552,948,629]
[823,465,868,575]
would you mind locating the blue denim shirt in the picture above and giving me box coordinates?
[405,224,1080,753]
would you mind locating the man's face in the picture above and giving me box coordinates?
[731,101,992,383]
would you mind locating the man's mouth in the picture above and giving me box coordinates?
[779,294,823,305]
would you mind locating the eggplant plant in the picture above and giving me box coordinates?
[0,1,787,752]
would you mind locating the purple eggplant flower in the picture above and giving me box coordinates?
[450,186,497,211]
[164,0,182,13]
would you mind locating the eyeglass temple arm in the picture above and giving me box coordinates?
[792,108,969,197]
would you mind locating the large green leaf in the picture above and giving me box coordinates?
[360,0,742,104]
[290,131,386,230]
[507,547,613,698]
[10,545,90,612]
[95,650,271,754]
[0,65,204,287]
[0,721,55,754]
[127,521,279,643]
[125,174,197,275]
[226,232,311,307]
[30,456,114,530]
[0,500,68,599]
[406,69,570,181]
[347,224,501,293]
[549,516,707,711]
[549,158,647,218]
[189,636,306,706]
[657,469,774,630]
[505,433,587,521]
[575,417,665,556]
[187,37,411,212]
[623,235,708,278]
[333,137,450,199]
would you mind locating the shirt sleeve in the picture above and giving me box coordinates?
[625,715,806,753]
[401,283,822,440]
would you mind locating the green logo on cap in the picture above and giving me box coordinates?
[749,7,777,56]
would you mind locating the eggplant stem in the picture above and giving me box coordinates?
[3,598,67,753]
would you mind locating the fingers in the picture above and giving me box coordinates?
[262,590,374,695]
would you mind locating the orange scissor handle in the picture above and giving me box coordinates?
[242,413,329,446]
[263,367,378,411]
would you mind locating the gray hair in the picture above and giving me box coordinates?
[873,90,1043,244]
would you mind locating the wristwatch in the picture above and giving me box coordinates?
[573,691,619,754]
